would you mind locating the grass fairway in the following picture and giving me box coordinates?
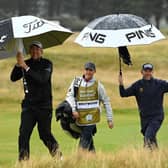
[0,107,168,168]
[0,34,168,167]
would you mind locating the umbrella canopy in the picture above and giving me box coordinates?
[75,14,165,74]
[75,14,165,47]
[0,15,72,59]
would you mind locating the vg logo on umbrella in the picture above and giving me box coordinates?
[75,14,165,47]
[75,14,165,74]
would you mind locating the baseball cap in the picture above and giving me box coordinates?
[30,41,43,49]
[142,63,153,70]
[84,62,96,71]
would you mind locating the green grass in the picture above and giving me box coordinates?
[1,34,168,167]
[0,106,168,167]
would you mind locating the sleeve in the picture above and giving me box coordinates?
[25,62,52,84]
[10,65,23,82]
[161,80,168,93]
[65,79,77,112]
[98,82,113,121]
[119,83,136,97]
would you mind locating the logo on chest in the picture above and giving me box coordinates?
[139,87,144,93]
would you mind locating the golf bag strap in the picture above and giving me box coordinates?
[73,77,82,98]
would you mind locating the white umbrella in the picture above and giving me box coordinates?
[0,15,73,93]
[0,15,72,58]
[75,14,165,47]
[75,14,165,74]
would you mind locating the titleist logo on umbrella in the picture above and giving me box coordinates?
[23,19,45,33]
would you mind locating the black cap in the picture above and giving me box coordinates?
[84,62,96,71]
[142,63,153,70]
[30,41,43,49]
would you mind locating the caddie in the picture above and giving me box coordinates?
[66,62,114,152]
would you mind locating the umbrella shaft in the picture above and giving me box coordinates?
[22,69,29,94]
[119,56,122,75]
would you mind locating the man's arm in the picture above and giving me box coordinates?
[10,52,25,82]
[10,65,23,82]
[161,80,168,93]
[66,79,79,118]
[98,82,113,129]
[13,52,52,84]
[119,74,136,97]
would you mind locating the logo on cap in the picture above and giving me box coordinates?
[142,63,153,70]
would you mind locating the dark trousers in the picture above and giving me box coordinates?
[141,115,164,150]
[18,105,58,161]
[79,125,96,152]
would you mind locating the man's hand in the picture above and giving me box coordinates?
[108,121,114,129]
[72,111,79,119]
[118,74,123,85]
[16,52,29,70]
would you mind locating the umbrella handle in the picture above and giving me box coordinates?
[17,39,28,93]
[22,69,29,94]
[17,39,24,53]
[120,70,122,76]
[119,55,122,76]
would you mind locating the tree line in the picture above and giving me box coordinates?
[0,0,167,29]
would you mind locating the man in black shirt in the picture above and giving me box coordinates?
[119,63,168,149]
[11,41,60,161]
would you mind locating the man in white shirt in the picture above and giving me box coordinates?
[66,62,113,152]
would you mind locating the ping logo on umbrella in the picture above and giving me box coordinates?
[0,35,7,43]
[126,28,156,42]
[23,19,45,33]
[82,32,106,44]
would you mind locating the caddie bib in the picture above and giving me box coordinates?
[76,80,100,125]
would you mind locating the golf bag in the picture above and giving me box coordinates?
[55,77,82,139]
[56,100,81,139]
[55,77,97,139]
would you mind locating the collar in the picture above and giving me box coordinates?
[30,57,42,62]
[82,76,95,83]
[142,77,154,82]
